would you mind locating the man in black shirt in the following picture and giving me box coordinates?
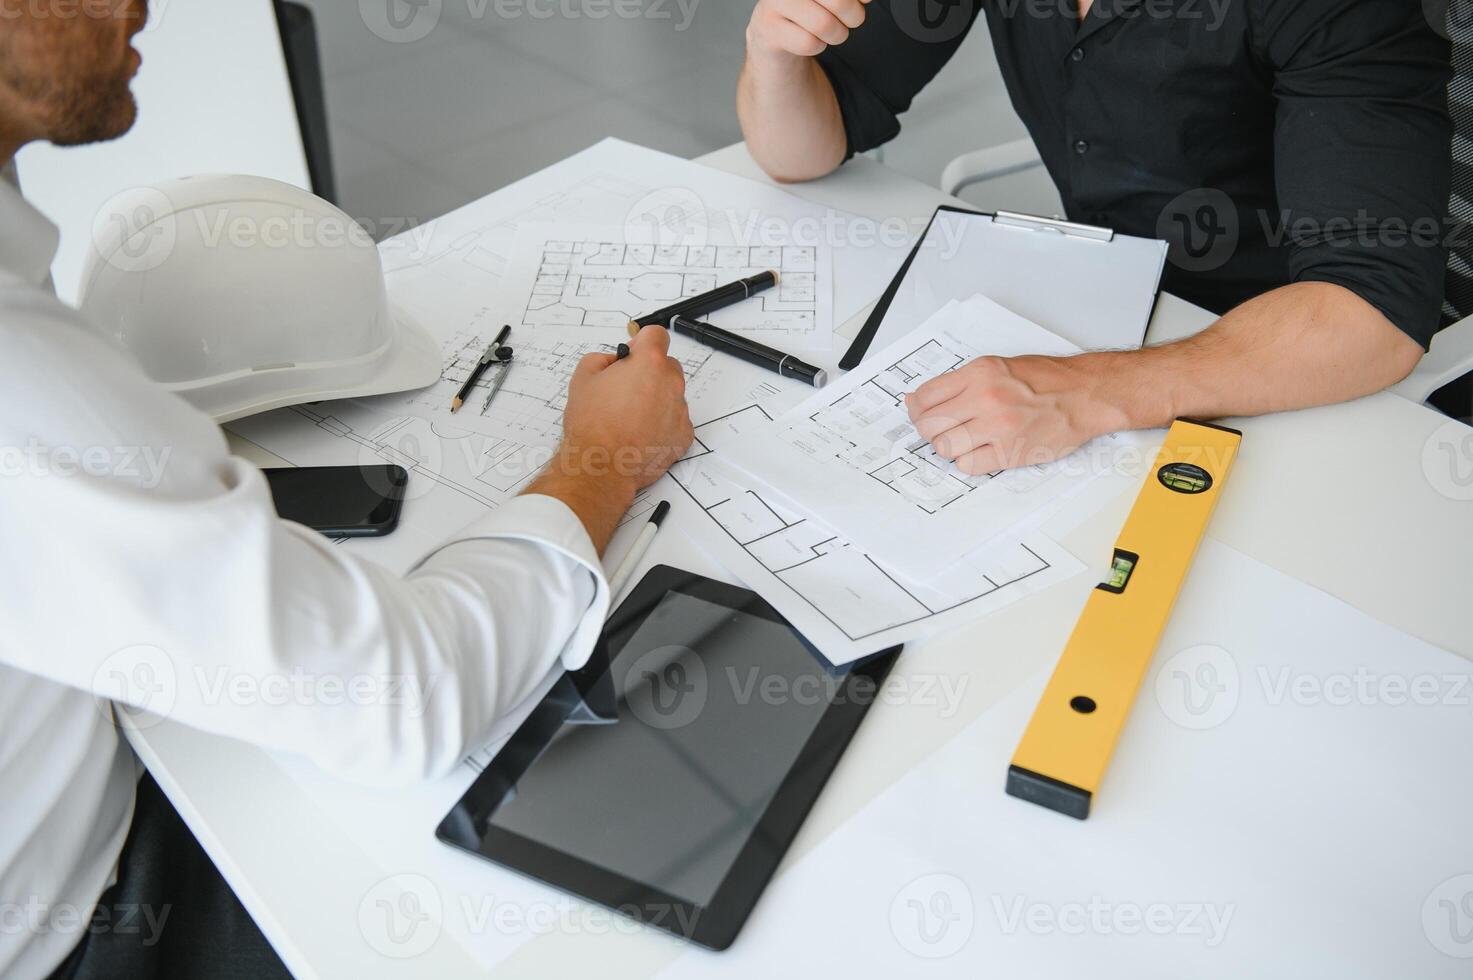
[737,0,1452,474]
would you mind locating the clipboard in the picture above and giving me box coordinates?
[840,207,1169,370]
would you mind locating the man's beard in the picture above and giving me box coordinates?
[41,68,139,147]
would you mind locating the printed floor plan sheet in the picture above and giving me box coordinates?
[722,296,1151,581]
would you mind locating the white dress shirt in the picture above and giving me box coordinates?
[0,178,609,979]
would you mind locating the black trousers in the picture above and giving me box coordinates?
[46,773,294,980]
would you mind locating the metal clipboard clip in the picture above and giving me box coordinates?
[992,209,1115,243]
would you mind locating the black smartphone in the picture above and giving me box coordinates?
[262,464,408,537]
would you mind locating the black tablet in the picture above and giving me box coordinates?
[437,566,900,950]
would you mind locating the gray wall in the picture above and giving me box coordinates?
[300,0,1032,231]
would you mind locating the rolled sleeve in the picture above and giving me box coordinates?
[816,1,982,158]
[1261,0,1452,348]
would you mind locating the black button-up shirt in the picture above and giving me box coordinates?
[817,0,1452,347]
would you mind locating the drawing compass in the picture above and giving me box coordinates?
[479,347,515,415]
[450,324,511,412]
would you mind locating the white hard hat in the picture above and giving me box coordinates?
[77,174,440,423]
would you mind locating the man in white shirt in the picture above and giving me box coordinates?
[0,3,695,978]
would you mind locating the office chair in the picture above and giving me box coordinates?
[939,12,1473,420]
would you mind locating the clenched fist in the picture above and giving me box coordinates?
[746,0,872,60]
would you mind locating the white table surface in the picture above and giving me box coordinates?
[126,143,1473,980]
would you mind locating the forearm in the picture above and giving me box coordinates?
[523,452,639,556]
[737,49,847,183]
[1077,282,1425,433]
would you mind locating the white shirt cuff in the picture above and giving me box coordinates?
[419,493,610,671]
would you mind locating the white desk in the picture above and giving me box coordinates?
[127,143,1473,979]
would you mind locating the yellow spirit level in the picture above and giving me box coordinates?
[1006,418,1242,819]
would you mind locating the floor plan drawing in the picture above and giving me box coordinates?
[665,405,1079,658]
[518,236,819,338]
[804,381,986,516]
[497,223,832,352]
[268,403,543,509]
[720,296,1112,582]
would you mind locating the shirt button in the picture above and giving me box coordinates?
[1071,47,1085,62]
[1074,139,1090,155]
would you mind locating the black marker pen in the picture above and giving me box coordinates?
[669,315,828,388]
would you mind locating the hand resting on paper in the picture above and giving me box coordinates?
[906,353,1128,476]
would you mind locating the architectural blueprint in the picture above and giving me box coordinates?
[228,147,1088,669]
[375,139,907,333]
[660,405,1081,663]
[722,296,1149,581]
[496,223,831,350]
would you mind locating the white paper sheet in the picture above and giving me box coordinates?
[723,295,1151,580]
[648,542,1473,978]
[497,222,834,351]
[657,405,1084,665]
[378,137,906,333]
[855,208,1168,361]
